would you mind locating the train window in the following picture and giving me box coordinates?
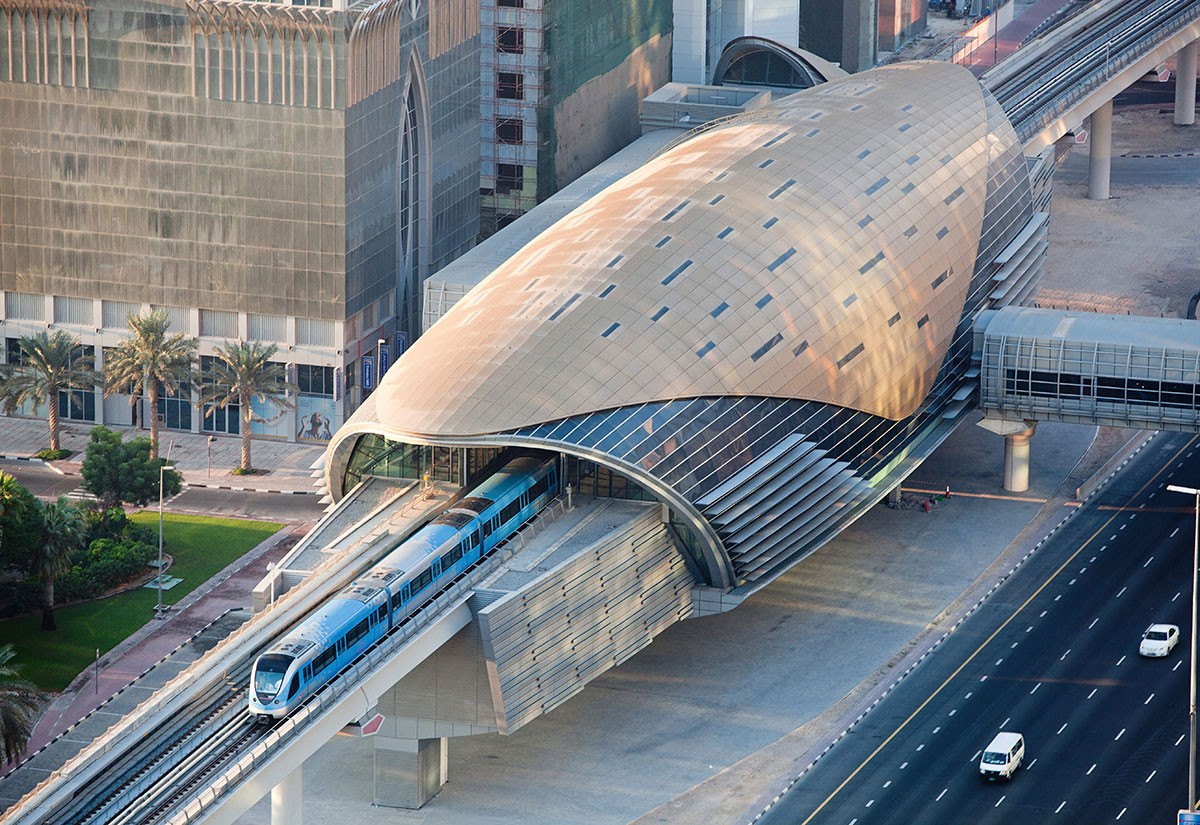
[314,648,336,675]
[411,567,433,594]
[432,559,442,577]
[346,618,370,647]
[376,604,387,622]
[286,674,301,700]
[391,591,404,611]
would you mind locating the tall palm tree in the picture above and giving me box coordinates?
[200,341,296,472]
[102,310,197,459]
[32,497,84,631]
[0,331,98,452]
[0,644,44,765]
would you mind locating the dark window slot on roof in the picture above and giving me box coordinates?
[696,341,715,358]
[756,293,774,308]
[898,123,912,132]
[651,306,669,322]
[858,214,874,228]
[525,278,540,290]
[935,226,949,239]
[793,340,809,356]
[906,154,919,165]
[601,322,621,338]
[943,185,964,205]
[655,236,672,248]
[768,179,796,199]
[941,154,953,165]
[661,259,693,286]
[711,302,729,318]
[751,332,784,362]
[763,216,778,229]
[843,293,857,308]
[606,254,624,268]
[931,268,950,289]
[662,199,691,221]
[761,131,789,148]
[901,103,914,112]
[903,225,918,238]
[808,112,823,120]
[917,313,930,328]
[850,103,865,111]
[836,342,865,368]
[599,283,617,298]
[857,149,871,160]
[758,158,775,169]
[717,226,734,239]
[547,293,581,322]
[714,171,729,182]
[901,181,916,194]
[709,194,725,205]
[859,251,885,274]
[805,128,821,138]
[766,248,795,273]
[887,312,901,327]
[865,176,889,196]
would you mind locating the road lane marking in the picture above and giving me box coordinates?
[1057,723,1068,735]
[1143,556,1154,567]
[1172,527,1181,539]
[882,780,891,788]
[1177,735,1186,746]
[1146,770,1156,782]
[1175,661,1184,672]
[995,795,1006,808]
[1116,807,1127,819]
[1115,728,1125,740]
[1088,764,1097,775]
[1117,655,1126,666]
[1144,693,1155,705]
[936,788,947,801]
[1087,688,1097,699]
[1030,682,1041,694]
[1089,618,1099,629]
[1055,801,1066,813]
[1116,586,1127,598]
[1061,649,1070,661]
[788,436,1197,825]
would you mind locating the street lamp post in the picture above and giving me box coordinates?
[1168,483,1200,812]
[207,436,214,478]
[158,464,176,618]
[376,337,386,381]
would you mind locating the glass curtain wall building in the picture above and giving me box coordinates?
[0,0,479,442]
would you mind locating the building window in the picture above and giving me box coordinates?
[497,164,524,194]
[497,118,523,144]
[497,71,523,100]
[497,27,524,54]
[497,0,523,7]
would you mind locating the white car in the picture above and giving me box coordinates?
[1139,623,1180,657]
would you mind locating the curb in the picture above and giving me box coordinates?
[0,455,63,475]
[184,481,319,496]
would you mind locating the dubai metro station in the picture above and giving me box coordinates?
[326,60,1049,600]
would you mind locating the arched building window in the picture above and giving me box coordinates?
[397,73,423,339]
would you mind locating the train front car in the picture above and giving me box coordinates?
[249,585,389,720]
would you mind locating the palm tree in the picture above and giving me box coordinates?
[0,471,40,573]
[102,311,197,459]
[32,497,84,631]
[200,341,296,472]
[0,331,98,452]
[0,644,44,765]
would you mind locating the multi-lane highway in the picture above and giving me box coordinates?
[759,431,1200,824]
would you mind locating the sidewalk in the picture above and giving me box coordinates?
[0,416,326,495]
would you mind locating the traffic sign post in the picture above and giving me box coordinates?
[1179,811,1200,824]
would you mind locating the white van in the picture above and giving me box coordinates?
[979,732,1024,780]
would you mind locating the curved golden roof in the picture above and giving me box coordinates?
[375,61,994,437]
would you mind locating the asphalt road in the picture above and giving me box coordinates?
[757,431,1200,824]
[0,459,326,523]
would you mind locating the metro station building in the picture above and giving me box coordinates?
[329,60,1051,597]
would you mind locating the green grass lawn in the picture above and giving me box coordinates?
[0,513,283,692]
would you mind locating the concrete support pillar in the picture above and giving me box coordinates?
[1176,40,1198,126]
[1003,424,1037,493]
[1088,100,1113,201]
[887,485,902,507]
[374,735,447,809]
[271,764,302,825]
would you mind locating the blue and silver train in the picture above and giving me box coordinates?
[249,454,559,720]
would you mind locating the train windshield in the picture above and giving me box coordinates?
[254,653,293,697]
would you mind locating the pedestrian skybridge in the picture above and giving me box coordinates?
[976,306,1200,432]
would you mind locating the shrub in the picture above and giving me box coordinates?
[35,448,72,461]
